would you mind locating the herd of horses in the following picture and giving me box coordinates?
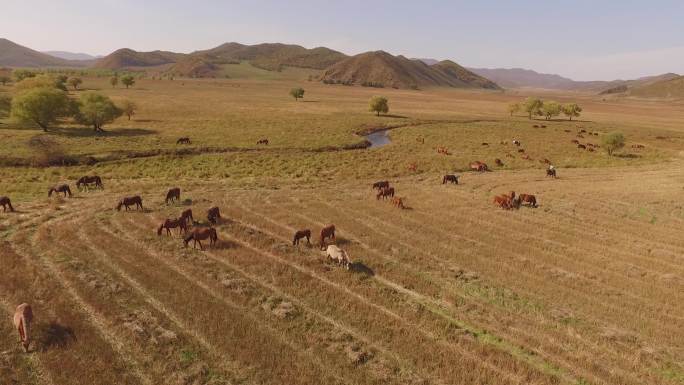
[373,181,404,209]
[493,191,538,210]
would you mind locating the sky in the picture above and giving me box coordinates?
[2,0,683,81]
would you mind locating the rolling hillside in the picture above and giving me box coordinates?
[0,38,88,68]
[43,51,101,61]
[629,75,684,98]
[94,48,186,69]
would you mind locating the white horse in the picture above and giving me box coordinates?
[13,303,33,352]
[325,245,352,270]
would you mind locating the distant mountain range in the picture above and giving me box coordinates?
[0,38,90,67]
[42,51,102,61]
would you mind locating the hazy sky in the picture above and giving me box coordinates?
[2,0,683,80]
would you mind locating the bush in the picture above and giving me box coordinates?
[602,132,625,156]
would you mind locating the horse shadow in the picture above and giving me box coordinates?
[379,114,409,119]
[350,262,374,277]
[37,321,77,351]
[212,239,238,250]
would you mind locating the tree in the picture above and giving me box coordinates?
[0,94,10,119]
[75,93,122,132]
[13,69,36,82]
[15,75,67,92]
[369,96,389,116]
[0,76,10,86]
[110,76,119,88]
[290,87,305,101]
[11,87,71,131]
[562,103,582,121]
[68,77,83,90]
[120,75,135,89]
[542,101,562,120]
[120,100,137,120]
[507,102,520,117]
[602,132,625,156]
[523,97,544,119]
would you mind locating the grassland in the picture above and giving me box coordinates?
[1,74,684,385]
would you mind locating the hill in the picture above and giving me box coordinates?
[467,67,581,89]
[320,51,501,89]
[0,38,88,67]
[43,51,101,61]
[166,54,222,77]
[628,75,684,98]
[94,48,186,69]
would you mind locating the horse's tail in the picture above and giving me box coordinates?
[48,188,53,197]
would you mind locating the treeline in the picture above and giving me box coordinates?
[508,97,583,121]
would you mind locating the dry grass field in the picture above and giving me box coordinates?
[1,73,684,385]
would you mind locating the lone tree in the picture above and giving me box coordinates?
[290,87,305,101]
[120,100,137,120]
[11,87,71,132]
[542,101,562,120]
[369,96,389,116]
[562,103,582,121]
[120,75,135,89]
[68,77,83,90]
[75,93,122,132]
[13,69,36,82]
[602,132,625,156]
[0,76,10,86]
[523,97,544,119]
[507,102,520,117]
[110,76,119,88]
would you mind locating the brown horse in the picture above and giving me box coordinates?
[116,196,143,211]
[0,196,14,212]
[493,195,515,210]
[256,138,269,145]
[292,229,311,246]
[176,137,191,144]
[442,174,459,184]
[546,169,557,178]
[578,144,586,149]
[48,184,72,197]
[407,163,417,172]
[180,208,194,225]
[376,187,395,200]
[372,181,389,190]
[207,206,221,224]
[76,176,103,191]
[391,196,405,209]
[495,158,504,167]
[319,224,336,249]
[158,217,188,236]
[518,194,538,208]
[470,161,488,172]
[165,187,181,204]
[13,303,33,352]
[183,227,218,250]
[571,139,579,144]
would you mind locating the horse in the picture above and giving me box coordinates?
[513,140,521,146]
[183,227,218,250]
[292,229,311,246]
[76,176,103,191]
[546,169,557,178]
[48,184,72,198]
[319,224,336,249]
[481,142,489,146]
[256,139,269,145]
[578,144,586,150]
[0,196,14,212]
[571,139,579,144]
[517,148,525,153]
[521,154,532,160]
[157,217,188,236]
[207,206,221,224]
[325,245,352,270]
[176,137,191,144]
[470,161,488,172]
[407,163,417,172]
[442,175,459,184]
[116,196,143,211]
[518,194,538,208]
[416,137,425,144]
[13,303,33,352]
[372,181,389,190]
[165,187,181,204]
[180,208,194,225]
[391,196,405,209]
[376,187,395,200]
[540,125,547,128]
[495,158,503,167]
[493,195,515,210]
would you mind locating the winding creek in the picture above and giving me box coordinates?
[363,129,392,148]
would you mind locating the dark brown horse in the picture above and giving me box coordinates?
[442,175,459,184]
[76,176,103,191]
[176,137,191,144]
[165,187,181,204]
[546,169,557,178]
[517,194,538,208]
[372,181,389,190]
[181,208,194,225]
[48,184,72,197]
[293,229,311,246]
[116,196,143,211]
[319,224,336,249]
[0,196,14,212]
[376,187,395,200]
[183,228,218,250]
[495,158,504,167]
[256,138,269,145]
[207,206,221,224]
[157,217,188,236]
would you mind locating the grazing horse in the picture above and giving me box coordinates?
[571,139,579,144]
[518,194,538,208]
[442,174,459,184]
[481,142,489,146]
[0,196,14,212]
[165,187,181,204]
[513,140,521,146]
[407,163,417,172]
[546,169,557,178]
[578,144,586,149]
[48,184,72,198]
[116,196,143,211]
[391,196,405,209]
[376,187,395,200]
[292,229,311,246]
[470,161,488,172]
[436,147,450,155]
[13,303,33,352]
[372,181,389,190]
[495,158,503,167]
[183,227,218,250]
[256,138,269,145]
[517,148,525,153]
[326,245,352,270]
[176,137,191,144]
[76,176,103,191]
[180,208,194,225]
[319,224,336,249]
[207,206,221,224]
[157,217,188,236]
